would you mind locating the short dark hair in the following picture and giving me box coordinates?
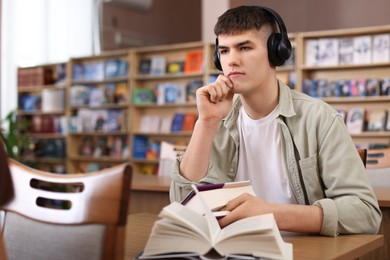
[214,6,277,36]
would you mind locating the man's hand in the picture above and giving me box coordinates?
[218,193,273,228]
[196,74,234,124]
[218,193,324,233]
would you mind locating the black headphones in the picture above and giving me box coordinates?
[214,6,292,70]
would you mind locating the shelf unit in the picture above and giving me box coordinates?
[129,41,216,175]
[298,25,390,147]
[276,33,299,90]
[16,62,68,173]
[66,49,131,172]
[13,26,390,175]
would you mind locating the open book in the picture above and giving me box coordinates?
[181,180,256,218]
[137,182,293,260]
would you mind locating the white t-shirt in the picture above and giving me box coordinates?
[235,106,297,204]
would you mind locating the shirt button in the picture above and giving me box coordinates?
[230,167,234,172]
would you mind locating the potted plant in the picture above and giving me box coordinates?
[0,110,30,160]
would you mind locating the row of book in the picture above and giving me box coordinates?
[17,64,66,87]
[132,136,186,160]
[69,109,126,133]
[72,59,128,81]
[22,138,66,159]
[132,80,203,105]
[78,136,129,159]
[341,108,390,134]
[26,115,68,134]
[19,88,65,112]
[302,78,390,98]
[305,33,390,66]
[139,112,197,134]
[70,83,128,107]
[138,50,203,76]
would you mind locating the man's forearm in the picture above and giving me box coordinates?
[274,204,323,233]
[180,119,220,181]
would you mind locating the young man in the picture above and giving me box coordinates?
[170,6,381,236]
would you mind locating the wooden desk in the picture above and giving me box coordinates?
[360,187,390,260]
[129,174,171,214]
[125,213,383,260]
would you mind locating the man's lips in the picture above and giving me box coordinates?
[228,71,245,77]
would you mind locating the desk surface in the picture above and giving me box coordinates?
[129,175,390,208]
[125,213,383,260]
[131,174,171,192]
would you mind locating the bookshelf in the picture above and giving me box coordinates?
[129,41,216,176]
[298,25,390,147]
[13,26,390,175]
[16,62,68,173]
[66,49,131,172]
[276,33,299,90]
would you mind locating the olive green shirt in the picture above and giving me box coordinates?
[170,80,382,236]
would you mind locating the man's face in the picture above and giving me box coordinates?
[217,29,273,95]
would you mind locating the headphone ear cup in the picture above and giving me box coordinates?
[214,49,223,71]
[267,33,292,66]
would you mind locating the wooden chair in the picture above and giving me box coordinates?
[0,138,13,260]
[358,148,367,168]
[0,157,132,260]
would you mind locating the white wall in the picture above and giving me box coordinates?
[201,0,229,42]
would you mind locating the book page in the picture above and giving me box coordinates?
[191,184,222,244]
[184,181,255,215]
[214,214,292,260]
[159,202,211,242]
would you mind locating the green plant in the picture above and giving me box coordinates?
[0,110,30,159]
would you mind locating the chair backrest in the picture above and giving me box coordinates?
[358,148,367,168]
[0,138,12,260]
[0,159,132,260]
[366,148,390,169]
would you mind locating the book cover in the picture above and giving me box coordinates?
[372,33,390,63]
[184,50,203,73]
[365,78,381,96]
[132,88,155,105]
[381,78,390,95]
[166,61,184,74]
[159,115,173,133]
[139,58,152,75]
[346,108,366,134]
[114,82,128,104]
[186,80,203,103]
[137,182,292,260]
[150,56,166,76]
[335,79,351,97]
[132,135,149,159]
[353,35,372,64]
[305,39,319,66]
[70,85,91,107]
[104,59,122,79]
[139,115,161,133]
[89,87,105,107]
[366,109,387,131]
[182,113,197,131]
[318,38,339,66]
[171,113,185,132]
[157,141,186,177]
[338,37,354,65]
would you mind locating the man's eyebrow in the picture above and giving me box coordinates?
[218,40,253,50]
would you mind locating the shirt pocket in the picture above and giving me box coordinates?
[299,154,325,204]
